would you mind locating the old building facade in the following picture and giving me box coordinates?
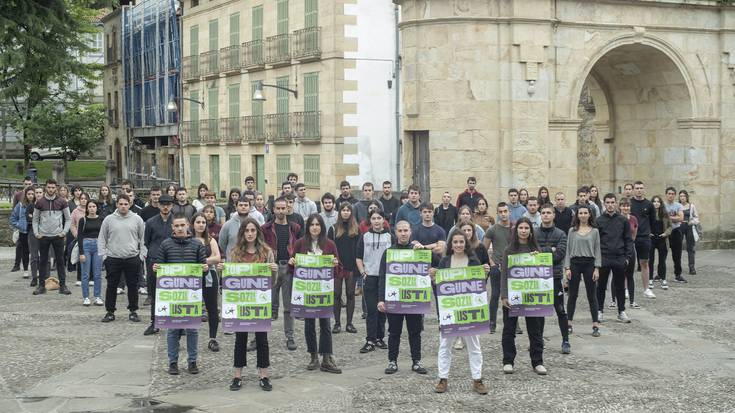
[395,0,735,247]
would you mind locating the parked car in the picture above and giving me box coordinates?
[29,147,78,161]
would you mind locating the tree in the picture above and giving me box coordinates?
[0,0,103,167]
[23,100,105,172]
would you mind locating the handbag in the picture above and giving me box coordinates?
[45,276,60,291]
[70,218,86,265]
[12,230,19,245]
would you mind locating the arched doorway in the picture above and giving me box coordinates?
[576,43,694,194]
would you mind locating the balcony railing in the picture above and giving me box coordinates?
[292,27,321,61]
[220,45,240,73]
[265,34,291,66]
[200,119,219,143]
[183,55,200,81]
[242,39,265,69]
[182,120,200,144]
[292,111,321,141]
[201,50,219,78]
[243,115,267,143]
[220,117,241,143]
[266,113,291,143]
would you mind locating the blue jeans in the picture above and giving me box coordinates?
[81,238,102,298]
[167,329,198,364]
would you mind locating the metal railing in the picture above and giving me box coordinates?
[292,111,321,141]
[292,27,321,60]
[243,115,267,143]
[182,120,200,144]
[220,117,241,143]
[200,119,219,143]
[267,113,291,143]
[265,34,291,65]
[220,45,240,73]
[183,55,200,80]
[242,39,265,69]
[201,50,219,77]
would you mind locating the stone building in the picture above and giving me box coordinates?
[394,0,735,247]
[179,0,399,198]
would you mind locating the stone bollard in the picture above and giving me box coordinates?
[105,159,117,184]
[52,160,66,184]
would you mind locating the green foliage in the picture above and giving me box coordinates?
[0,160,106,181]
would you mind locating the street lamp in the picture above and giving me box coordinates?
[167,96,204,187]
[252,80,298,101]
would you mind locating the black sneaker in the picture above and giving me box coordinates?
[385,360,398,374]
[208,339,220,352]
[129,312,141,322]
[345,324,358,333]
[188,362,199,374]
[689,269,697,275]
[11,266,20,272]
[229,377,242,391]
[675,275,688,283]
[592,326,601,337]
[375,339,388,349]
[33,285,46,295]
[101,312,115,323]
[359,342,375,353]
[30,278,38,287]
[259,377,272,391]
[143,324,158,335]
[332,323,341,334]
[286,338,297,351]
[168,363,179,375]
[412,360,428,374]
[59,284,71,295]
[489,321,496,334]
[562,340,571,354]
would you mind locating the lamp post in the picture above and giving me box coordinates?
[252,80,298,101]
[167,97,204,187]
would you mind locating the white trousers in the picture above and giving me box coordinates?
[437,334,483,380]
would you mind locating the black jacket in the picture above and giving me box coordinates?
[596,211,634,266]
[553,206,574,235]
[437,254,482,270]
[328,222,360,272]
[536,225,567,278]
[145,214,174,263]
[434,204,458,235]
[377,242,439,302]
[335,194,358,210]
[154,235,207,266]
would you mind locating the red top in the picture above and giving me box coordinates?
[627,215,639,240]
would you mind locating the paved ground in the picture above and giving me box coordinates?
[1,248,733,412]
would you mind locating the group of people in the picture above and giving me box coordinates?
[10,173,701,395]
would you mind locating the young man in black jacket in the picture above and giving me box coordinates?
[434,191,458,235]
[536,204,570,354]
[153,213,208,375]
[596,194,634,323]
[143,194,175,335]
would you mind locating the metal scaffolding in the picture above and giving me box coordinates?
[122,0,180,129]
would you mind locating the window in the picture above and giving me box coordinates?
[191,0,199,7]
[276,155,291,185]
[276,76,289,137]
[190,25,199,56]
[210,155,220,195]
[277,0,289,35]
[228,84,239,118]
[304,72,319,137]
[251,80,264,136]
[190,155,200,188]
[252,6,263,40]
[229,155,241,190]
[229,13,240,46]
[305,0,318,27]
[208,88,219,120]
[209,19,219,52]
[190,90,200,142]
[303,154,320,187]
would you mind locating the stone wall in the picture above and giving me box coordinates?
[0,210,15,247]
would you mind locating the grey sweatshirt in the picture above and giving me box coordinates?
[219,214,248,258]
[98,210,147,260]
[32,194,71,237]
[564,228,602,268]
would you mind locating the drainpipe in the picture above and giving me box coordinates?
[394,5,401,186]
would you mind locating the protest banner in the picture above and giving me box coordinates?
[507,252,554,317]
[291,254,334,318]
[155,263,203,329]
[384,249,433,314]
[436,266,490,337]
[221,263,272,332]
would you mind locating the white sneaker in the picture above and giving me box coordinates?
[643,289,656,299]
[138,287,148,295]
[598,311,604,323]
[648,280,654,289]
[82,298,91,306]
[22,271,29,279]
[503,364,514,374]
[75,281,82,286]
[89,281,94,286]
[94,297,104,306]
[453,337,465,350]
[534,365,548,375]
[625,289,629,299]
[117,288,125,295]
[661,280,669,290]
[617,312,631,323]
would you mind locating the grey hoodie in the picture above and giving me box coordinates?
[98,210,147,261]
[219,214,248,258]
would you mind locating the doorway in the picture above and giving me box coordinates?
[253,155,265,192]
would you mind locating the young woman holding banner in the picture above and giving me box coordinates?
[500,217,547,375]
[192,213,222,352]
[290,213,342,374]
[429,230,490,394]
[219,217,276,391]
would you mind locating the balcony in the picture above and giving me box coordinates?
[220,45,240,74]
[265,34,291,67]
[267,113,292,143]
[241,39,265,70]
[220,117,242,143]
[243,115,267,143]
[292,111,321,142]
[201,50,219,78]
[200,119,220,143]
[182,121,201,144]
[183,55,200,81]
[292,27,321,62]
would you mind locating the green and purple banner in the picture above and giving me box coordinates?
[507,252,554,317]
[155,263,203,329]
[291,254,334,318]
[436,266,490,337]
[384,249,433,314]
[221,263,272,332]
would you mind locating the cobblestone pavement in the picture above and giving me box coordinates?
[1,250,733,412]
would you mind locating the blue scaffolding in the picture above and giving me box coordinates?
[122,0,180,129]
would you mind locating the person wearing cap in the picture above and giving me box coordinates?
[142,194,175,336]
